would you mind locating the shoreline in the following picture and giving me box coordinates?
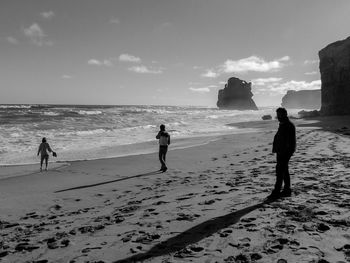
[0,125,261,180]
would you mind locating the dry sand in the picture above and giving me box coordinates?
[0,118,349,263]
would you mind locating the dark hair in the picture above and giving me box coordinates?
[42,137,47,143]
[160,124,165,131]
[276,107,288,117]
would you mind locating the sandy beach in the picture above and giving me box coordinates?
[1,118,350,263]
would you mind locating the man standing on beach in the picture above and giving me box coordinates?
[37,137,56,171]
[267,107,296,200]
[156,124,170,172]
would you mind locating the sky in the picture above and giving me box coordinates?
[1,0,350,107]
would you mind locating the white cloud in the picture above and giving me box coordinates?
[109,18,120,24]
[189,87,210,93]
[279,56,290,62]
[275,80,321,93]
[252,77,283,86]
[305,71,318,75]
[201,69,219,78]
[189,84,218,93]
[23,23,52,46]
[128,65,162,74]
[304,59,319,65]
[201,55,290,78]
[41,11,55,19]
[102,59,113,67]
[119,54,141,63]
[255,80,321,95]
[222,55,289,74]
[62,75,73,79]
[6,36,18,45]
[88,59,113,67]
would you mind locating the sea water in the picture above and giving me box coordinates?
[0,104,299,165]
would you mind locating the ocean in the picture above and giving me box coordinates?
[0,104,298,165]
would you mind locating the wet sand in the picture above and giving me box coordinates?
[0,118,349,262]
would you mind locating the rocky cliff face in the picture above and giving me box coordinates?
[319,36,350,115]
[281,90,321,109]
[217,77,258,110]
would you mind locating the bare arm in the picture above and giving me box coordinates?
[156,131,161,139]
[168,135,171,145]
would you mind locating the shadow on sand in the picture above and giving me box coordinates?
[55,170,162,193]
[113,201,267,263]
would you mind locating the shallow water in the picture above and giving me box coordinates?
[0,104,301,165]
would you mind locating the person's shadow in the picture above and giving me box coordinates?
[55,170,162,193]
[113,201,267,263]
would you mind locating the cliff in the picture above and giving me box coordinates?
[217,77,258,110]
[319,36,350,115]
[281,90,321,109]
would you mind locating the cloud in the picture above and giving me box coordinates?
[201,69,219,78]
[200,55,290,78]
[6,36,19,45]
[109,18,120,24]
[274,80,321,93]
[189,87,210,93]
[41,11,55,19]
[189,84,218,93]
[305,71,318,75]
[62,75,73,79]
[128,65,163,74]
[254,79,321,95]
[252,77,283,86]
[88,59,113,67]
[119,53,141,63]
[304,59,319,65]
[221,55,290,74]
[23,23,52,46]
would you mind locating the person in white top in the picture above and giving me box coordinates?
[37,137,55,171]
[156,124,170,172]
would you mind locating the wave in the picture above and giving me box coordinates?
[0,104,278,165]
[76,129,106,136]
[43,111,60,116]
[77,110,102,115]
[0,105,31,109]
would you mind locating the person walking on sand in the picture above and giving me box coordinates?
[267,107,296,200]
[156,124,170,172]
[37,137,55,171]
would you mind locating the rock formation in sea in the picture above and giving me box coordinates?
[281,90,321,109]
[319,36,350,115]
[298,110,320,118]
[262,115,272,120]
[217,77,258,110]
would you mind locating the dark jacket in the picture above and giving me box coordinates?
[156,131,170,146]
[272,118,296,155]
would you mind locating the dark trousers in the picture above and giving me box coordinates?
[274,153,292,192]
[159,145,168,169]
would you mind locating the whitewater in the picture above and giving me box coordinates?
[0,104,300,165]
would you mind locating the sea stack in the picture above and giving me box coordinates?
[217,77,258,110]
[319,36,350,115]
[281,90,321,109]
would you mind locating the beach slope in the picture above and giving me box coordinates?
[0,119,349,262]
